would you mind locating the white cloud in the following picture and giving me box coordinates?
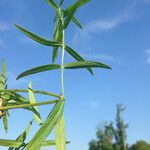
[146,49,150,63]
[72,13,131,46]
[85,14,130,32]
[72,1,136,46]
[0,22,11,31]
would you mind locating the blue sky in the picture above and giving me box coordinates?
[0,0,150,149]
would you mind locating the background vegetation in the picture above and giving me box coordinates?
[89,104,150,150]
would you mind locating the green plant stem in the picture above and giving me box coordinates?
[0,89,60,98]
[0,99,60,111]
[61,29,65,96]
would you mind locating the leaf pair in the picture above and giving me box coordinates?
[15,24,111,77]
[16,61,111,80]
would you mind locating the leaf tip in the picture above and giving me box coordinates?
[16,75,21,80]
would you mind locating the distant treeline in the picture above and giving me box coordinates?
[88,104,150,150]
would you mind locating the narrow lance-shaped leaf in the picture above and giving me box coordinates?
[71,16,82,29]
[65,46,93,75]
[8,119,34,150]
[25,101,64,150]
[52,18,63,63]
[0,139,22,147]
[2,112,8,133]
[15,24,61,47]
[64,61,111,69]
[17,64,60,80]
[28,82,42,125]
[1,92,28,103]
[55,114,66,150]
[0,59,6,90]
[41,140,70,147]
[59,0,64,6]
[52,17,82,63]
[17,119,34,142]
[46,0,82,29]
[63,0,90,29]
[46,0,62,14]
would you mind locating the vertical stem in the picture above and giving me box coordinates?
[55,11,66,150]
[60,11,65,97]
[61,29,65,96]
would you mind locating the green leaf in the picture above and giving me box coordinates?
[64,61,111,69]
[25,101,64,150]
[8,119,34,150]
[46,0,61,14]
[22,106,41,119]
[2,92,28,102]
[0,59,6,90]
[65,46,93,74]
[52,19,63,63]
[15,24,61,47]
[72,16,82,29]
[3,112,8,133]
[17,64,60,80]
[28,82,42,125]
[0,59,9,133]
[59,0,64,6]
[55,114,66,150]
[63,0,90,29]
[41,140,70,147]
[46,0,82,29]
[0,139,22,147]
[17,120,33,142]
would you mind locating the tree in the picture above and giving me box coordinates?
[89,139,98,150]
[89,104,128,150]
[114,104,128,150]
[129,140,150,150]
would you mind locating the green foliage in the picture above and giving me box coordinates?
[89,104,128,150]
[64,61,111,69]
[89,140,98,150]
[0,59,6,90]
[63,0,90,29]
[28,82,42,125]
[15,24,61,47]
[8,119,34,150]
[17,64,60,80]
[129,141,150,150]
[102,143,113,150]
[115,104,128,150]
[0,0,111,149]
[25,101,64,150]
[0,139,22,148]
